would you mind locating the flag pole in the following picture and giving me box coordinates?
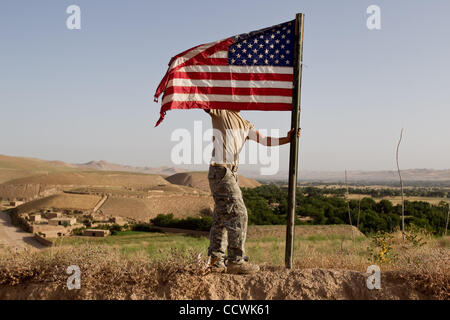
[285,13,305,269]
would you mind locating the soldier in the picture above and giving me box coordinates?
[205,109,301,274]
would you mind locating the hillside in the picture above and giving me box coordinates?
[166,171,260,192]
[0,154,76,183]
[0,154,185,185]
[0,171,170,202]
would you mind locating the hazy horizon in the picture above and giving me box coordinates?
[1,152,448,174]
[1,1,449,172]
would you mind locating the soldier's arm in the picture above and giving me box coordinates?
[249,128,301,146]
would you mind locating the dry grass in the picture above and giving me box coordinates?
[0,227,448,299]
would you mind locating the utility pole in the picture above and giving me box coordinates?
[285,13,305,269]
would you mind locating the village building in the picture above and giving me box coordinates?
[9,201,24,207]
[83,229,110,237]
[48,217,77,226]
[37,229,67,238]
[47,212,62,219]
[29,213,41,222]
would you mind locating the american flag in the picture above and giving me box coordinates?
[154,20,296,126]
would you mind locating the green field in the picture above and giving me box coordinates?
[55,225,449,271]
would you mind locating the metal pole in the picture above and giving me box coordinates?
[285,13,305,269]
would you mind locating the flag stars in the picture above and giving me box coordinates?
[228,21,294,66]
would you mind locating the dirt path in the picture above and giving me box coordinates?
[93,195,108,213]
[0,211,44,249]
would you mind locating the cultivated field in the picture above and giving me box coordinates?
[346,193,448,205]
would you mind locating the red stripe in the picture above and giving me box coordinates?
[154,39,232,100]
[164,86,292,97]
[170,71,293,82]
[194,58,229,65]
[177,38,233,69]
[160,100,292,114]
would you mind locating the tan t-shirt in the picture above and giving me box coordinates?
[207,109,255,167]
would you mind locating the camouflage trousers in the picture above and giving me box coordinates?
[208,165,248,264]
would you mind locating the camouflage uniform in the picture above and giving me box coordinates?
[208,165,247,264]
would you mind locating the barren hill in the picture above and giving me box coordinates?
[165,171,260,192]
[0,154,76,183]
[3,171,168,187]
[0,154,185,184]
[0,171,170,202]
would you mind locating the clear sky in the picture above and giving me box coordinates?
[1,0,449,172]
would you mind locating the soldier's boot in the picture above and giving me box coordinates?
[227,261,260,274]
[209,257,227,273]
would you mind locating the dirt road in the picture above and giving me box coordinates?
[0,211,44,249]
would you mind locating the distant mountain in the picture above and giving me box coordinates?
[240,168,450,184]
[2,154,449,186]
[73,160,186,176]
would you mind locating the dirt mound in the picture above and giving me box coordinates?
[0,267,433,300]
[166,172,260,192]
[0,245,446,300]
